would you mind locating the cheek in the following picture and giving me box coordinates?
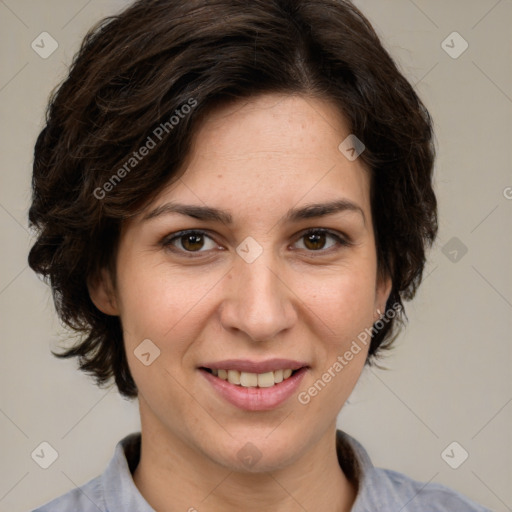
[116,258,220,351]
[296,268,375,414]
[302,262,378,345]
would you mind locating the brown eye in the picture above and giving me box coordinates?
[294,229,348,252]
[303,231,328,250]
[163,230,217,253]
[181,233,205,251]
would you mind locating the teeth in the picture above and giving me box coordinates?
[257,372,275,388]
[240,371,258,387]
[213,368,296,388]
[227,369,240,385]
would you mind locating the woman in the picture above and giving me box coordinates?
[28,0,491,510]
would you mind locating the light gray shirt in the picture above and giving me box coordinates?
[32,430,492,511]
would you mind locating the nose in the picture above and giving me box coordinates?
[219,252,297,343]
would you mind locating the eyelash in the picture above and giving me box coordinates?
[161,228,351,258]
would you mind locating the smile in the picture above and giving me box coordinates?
[198,362,309,411]
[203,368,296,388]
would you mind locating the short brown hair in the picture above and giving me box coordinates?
[28,0,437,398]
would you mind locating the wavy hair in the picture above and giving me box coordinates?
[28,0,437,398]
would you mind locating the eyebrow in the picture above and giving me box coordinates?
[142,198,366,226]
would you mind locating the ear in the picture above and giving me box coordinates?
[374,272,393,318]
[87,268,119,316]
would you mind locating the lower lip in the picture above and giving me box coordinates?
[200,367,308,411]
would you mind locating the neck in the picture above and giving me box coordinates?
[133,403,356,512]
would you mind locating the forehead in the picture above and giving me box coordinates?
[140,93,371,225]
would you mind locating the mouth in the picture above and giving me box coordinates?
[200,367,301,388]
[198,360,309,411]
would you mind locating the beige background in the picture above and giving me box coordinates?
[1,1,511,511]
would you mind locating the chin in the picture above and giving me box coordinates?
[203,426,305,473]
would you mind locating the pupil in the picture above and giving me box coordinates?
[305,232,325,250]
[183,233,203,251]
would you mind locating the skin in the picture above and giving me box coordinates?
[90,93,391,512]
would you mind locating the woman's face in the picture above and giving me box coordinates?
[96,93,391,470]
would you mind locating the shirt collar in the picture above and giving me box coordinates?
[102,430,376,511]
[102,432,155,511]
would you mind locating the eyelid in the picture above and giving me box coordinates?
[161,229,221,256]
[161,227,352,256]
[293,227,352,250]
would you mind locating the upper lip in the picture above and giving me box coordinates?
[200,359,309,373]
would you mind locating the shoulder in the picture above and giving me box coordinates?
[337,431,492,512]
[363,466,493,511]
[31,432,146,512]
[31,475,105,512]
